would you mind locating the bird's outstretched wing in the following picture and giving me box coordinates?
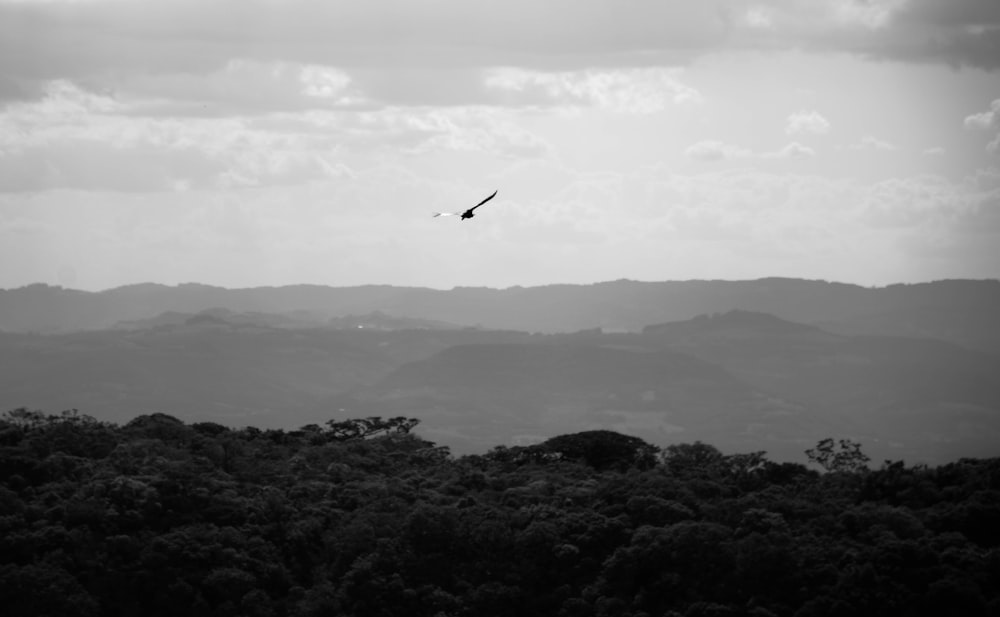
[468,190,498,213]
[432,212,460,217]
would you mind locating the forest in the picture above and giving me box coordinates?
[1,408,998,617]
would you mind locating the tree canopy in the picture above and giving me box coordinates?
[1,408,998,617]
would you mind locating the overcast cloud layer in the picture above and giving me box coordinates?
[1,0,998,290]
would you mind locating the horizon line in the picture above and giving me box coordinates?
[3,276,1000,294]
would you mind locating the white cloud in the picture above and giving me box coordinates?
[728,0,999,70]
[685,140,815,161]
[485,68,701,113]
[965,98,1000,155]
[393,108,553,159]
[964,99,999,130]
[111,60,364,115]
[830,0,909,30]
[766,142,817,158]
[745,7,774,29]
[848,135,896,151]
[566,165,1000,283]
[922,146,945,156]
[2,0,998,114]
[859,174,1000,258]
[785,110,831,135]
[684,140,752,161]
[4,162,998,290]
[0,78,556,191]
[298,65,357,103]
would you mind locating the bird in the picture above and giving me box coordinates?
[433,190,498,221]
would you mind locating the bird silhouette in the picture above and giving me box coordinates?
[433,190,498,220]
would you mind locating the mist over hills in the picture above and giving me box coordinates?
[1,284,998,465]
[3,278,999,353]
[0,323,527,428]
[326,310,1000,463]
[331,341,763,453]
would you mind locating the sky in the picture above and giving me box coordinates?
[1,0,999,291]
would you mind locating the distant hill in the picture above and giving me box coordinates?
[113,308,323,330]
[0,325,394,427]
[3,278,999,353]
[643,309,837,342]
[326,310,463,331]
[329,341,772,455]
[640,310,1000,408]
[112,307,456,331]
[2,303,998,465]
[0,324,530,428]
[636,311,1000,463]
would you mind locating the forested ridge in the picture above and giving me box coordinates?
[1,409,998,617]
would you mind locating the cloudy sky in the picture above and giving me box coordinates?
[1,0,998,291]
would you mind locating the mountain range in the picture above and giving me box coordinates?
[1,276,998,466]
[327,310,1000,463]
[3,278,999,353]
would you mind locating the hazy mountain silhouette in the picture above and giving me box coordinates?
[3,278,998,353]
[0,325,394,427]
[113,307,330,330]
[0,323,530,428]
[640,310,1000,410]
[636,311,1000,463]
[2,282,998,465]
[315,311,1000,463]
[326,310,463,331]
[325,340,823,459]
[112,307,459,331]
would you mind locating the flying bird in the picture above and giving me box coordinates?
[433,190,498,221]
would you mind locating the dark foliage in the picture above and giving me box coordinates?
[805,438,871,474]
[541,430,659,471]
[1,408,998,617]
